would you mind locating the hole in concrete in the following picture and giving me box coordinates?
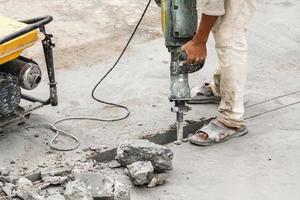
[93,118,214,163]
[143,117,215,145]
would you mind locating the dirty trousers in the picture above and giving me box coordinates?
[207,1,257,128]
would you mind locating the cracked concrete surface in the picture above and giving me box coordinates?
[0,0,300,199]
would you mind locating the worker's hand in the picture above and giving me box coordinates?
[181,40,207,65]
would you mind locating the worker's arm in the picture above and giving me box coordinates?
[181,14,218,64]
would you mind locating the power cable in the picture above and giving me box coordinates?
[47,0,152,151]
[245,90,300,108]
[245,100,300,120]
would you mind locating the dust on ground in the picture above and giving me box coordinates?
[0,0,162,68]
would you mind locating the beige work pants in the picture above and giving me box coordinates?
[209,0,257,128]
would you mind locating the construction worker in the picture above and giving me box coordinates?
[182,0,257,145]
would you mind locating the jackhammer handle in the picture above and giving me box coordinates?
[179,52,205,74]
[154,0,161,7]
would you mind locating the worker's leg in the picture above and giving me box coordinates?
[188,56,222,104]
[189,0,256,145]
[189,32,248,146]
[188,63,221,104]
[211,0,256,128]
[210,63,221,97]
[214,31,248,128]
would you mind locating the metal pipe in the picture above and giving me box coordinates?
[176,112,184,142]
[40,26,58,106]
[173,100,187,145]
[21,93,49,105]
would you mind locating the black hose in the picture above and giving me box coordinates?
[48,0,152,151]
[90,0,152,122]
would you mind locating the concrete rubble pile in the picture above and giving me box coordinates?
[0,164,130,200]
[64,176,130,200]
[0,166,75,200]
[0,139,173,199]
[116,139,173,187]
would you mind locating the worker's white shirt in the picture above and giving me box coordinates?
[197,0,226,16]
[197,0,257,33]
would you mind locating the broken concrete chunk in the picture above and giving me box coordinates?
[45,193,65,200]
[75,172,114,199]
[127,161,154,186]
[0,167,10,176]
[116,139,173,172]
[41,166,72,177]
[114,181,131,200]
[42,176,68,186]
[92,146,117,163]
[16,177,43,200]
[108,160,121,169]
[2,182,16,197]
[64,180,93,200]
[0,176,11,184]
[147,173,168,188]
[25,171,42,183]
[17,177,33,187]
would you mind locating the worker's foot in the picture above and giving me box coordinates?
[188,119,248,146]
[187,83,220,104]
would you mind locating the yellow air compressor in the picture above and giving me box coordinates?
[0,16,57,128]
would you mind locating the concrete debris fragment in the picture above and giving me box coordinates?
[79,157,88,163]
[114,181,131,200]
[0,167,10,176]
[0,176,11,184]
[64,180,93,200]
[91,146,117,163]
[45,193,65,200]
[126,161,154,186]
[108,160,121,169]
[75,172,114,199]
[41,167,72,178]
[2,182,15,197]
[25,171,42,183]
[147,173,168,188]
[40,176,68,189]
[9,176,20,185]
[16,178,32,187]
[16,178,43,200]
[116,139,173,172]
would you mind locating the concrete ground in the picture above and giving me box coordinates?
[0,0,300,199]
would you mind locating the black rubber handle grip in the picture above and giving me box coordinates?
[178,52,205,74]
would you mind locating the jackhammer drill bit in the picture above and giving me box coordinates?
[175,102,184,144]
[171,100,190,144]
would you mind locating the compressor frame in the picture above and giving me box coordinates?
[0,16,58,128]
